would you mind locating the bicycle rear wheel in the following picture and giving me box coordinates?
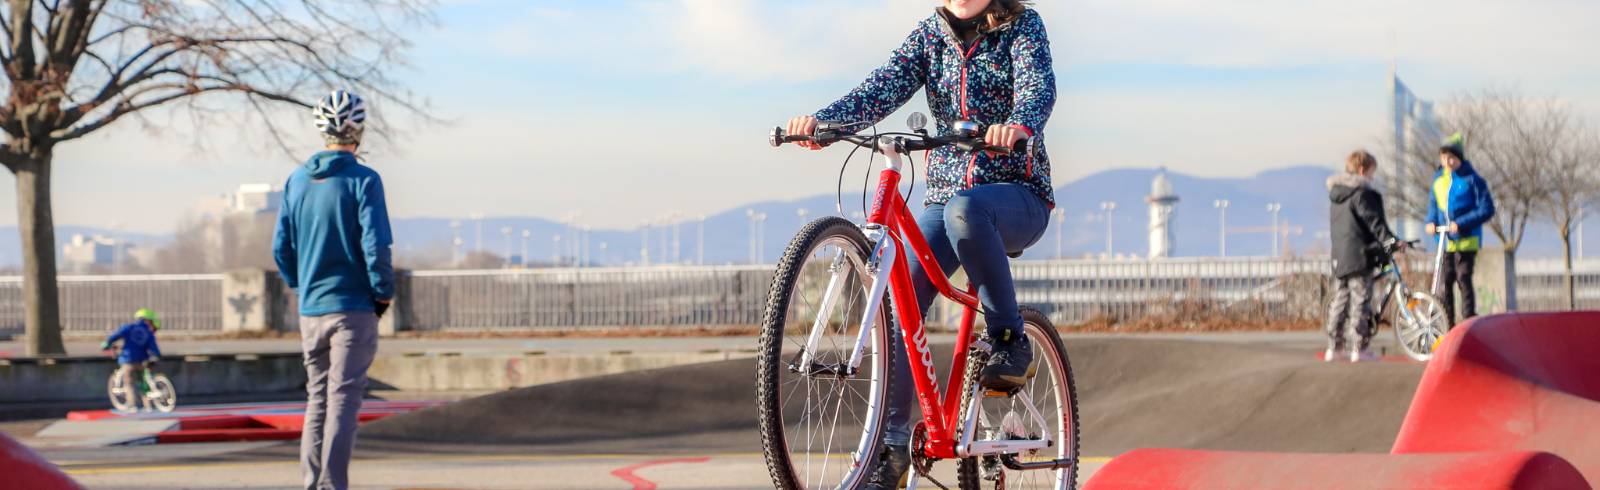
[758,217,894,490]
[958,307,1079,490]
[1393,291,1449,361]
[107,373,137,412]
[147,374,178,412]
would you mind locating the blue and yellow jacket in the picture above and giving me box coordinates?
[1425,161,1496,252]
[813,8,1056,208]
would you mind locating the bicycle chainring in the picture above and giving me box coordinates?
[911,423,951,490]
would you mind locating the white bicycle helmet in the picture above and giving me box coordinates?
[314,89,368,144]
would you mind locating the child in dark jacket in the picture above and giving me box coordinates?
[1326,151,1406,362]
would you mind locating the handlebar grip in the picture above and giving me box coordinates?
[980,138,1031,155]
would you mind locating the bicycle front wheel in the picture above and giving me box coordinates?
[958,307,1079,490]
[1394,291,1449,361]
[107,373,137,412]
[758,217,894,490]
[147,374,178,412]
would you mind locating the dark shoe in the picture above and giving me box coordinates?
[864,443,910,490]
[980,330,1033,391]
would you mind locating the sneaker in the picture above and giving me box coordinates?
[1349,348,1378,363]
[863,444,911,490]
[980,330,1033,391]
[1323,338,1346,362]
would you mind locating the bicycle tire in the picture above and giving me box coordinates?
[148,374,178,412]
[1393,291,1449,361]
[107,373,137,412]
[758,216,895,490]
[957,307,1079,490]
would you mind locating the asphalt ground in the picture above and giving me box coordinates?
[12,332,1425,489]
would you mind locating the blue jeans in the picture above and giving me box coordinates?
[882,183,1049,446]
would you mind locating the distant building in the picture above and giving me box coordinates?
[196,183,282,218]
[1391,67,1437,241]
[62,234,132,273]
[1146,168,1179,259]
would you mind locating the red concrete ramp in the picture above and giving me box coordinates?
[1085,312,1600,489]
[1394,312,1600,483]
[1082,448,1587,490]
[0,433,82,490]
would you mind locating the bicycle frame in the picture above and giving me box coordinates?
[799,137,1053,462]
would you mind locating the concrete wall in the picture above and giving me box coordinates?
[1,349,754,411]
[0,354,306,404]
[365,351,750,392]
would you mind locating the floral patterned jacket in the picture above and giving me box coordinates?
[814,8,1057,207]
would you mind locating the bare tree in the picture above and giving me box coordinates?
[1390,88,1564,252]
[0,1,434,355]
[1544,129,1600,309]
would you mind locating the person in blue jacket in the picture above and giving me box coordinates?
[273,89,393,490]
[1425,132,1496,325]
[101,308,162,399]
[786,0,1055,486]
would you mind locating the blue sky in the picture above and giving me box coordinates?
[5,0,1600,233]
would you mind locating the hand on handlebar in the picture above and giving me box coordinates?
[984,124,1028,156]
[786,116,824,150]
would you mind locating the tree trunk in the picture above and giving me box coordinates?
[14,155,64,356]
[1560,228,1576,311]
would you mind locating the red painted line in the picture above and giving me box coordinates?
[609,456,710,490]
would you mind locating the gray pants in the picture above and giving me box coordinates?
[1325,273,1376,352]
[299,312,379,490]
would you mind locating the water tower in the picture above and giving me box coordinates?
[1147,168,1180,259]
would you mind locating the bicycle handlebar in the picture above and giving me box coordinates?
[770,121,1029,155]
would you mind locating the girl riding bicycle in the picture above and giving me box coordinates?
[787,0,1055,486]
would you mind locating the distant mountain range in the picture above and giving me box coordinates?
[0,166,1587,268]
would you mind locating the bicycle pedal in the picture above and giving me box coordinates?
[983,389,1015,398]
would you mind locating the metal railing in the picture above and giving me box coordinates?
[0,274,223,337]
[404,266,772,331]
[1,257,1596,336]
[1514,258,1600,311]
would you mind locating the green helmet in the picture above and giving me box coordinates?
[134,308,161,330]
[1440,132,1466,159]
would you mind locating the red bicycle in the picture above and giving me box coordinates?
[757,113,1079,489]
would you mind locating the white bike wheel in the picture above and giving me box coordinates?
[758,217,892,490]
[147,374,178,413]
[1394,292,1449,361]
[107,373,137,412]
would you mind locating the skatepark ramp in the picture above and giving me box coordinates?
[360,337,1426,456]
[1085,312,1600,489]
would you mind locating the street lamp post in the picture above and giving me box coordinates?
[520,230,531,267]
[552,235,563,266]
[1051,208,1066,259]
[697,215,707,265]
[640,222,651,266]
[1267,203,1283,257]
[599,242,608,266]
[1578,209,1586,260]
[746,209,757,264]
[500,227,512,267]
[582,225,592,268]
[1099,201,1117,257]
[449,220,462,264]
[470,212,484,253]
[1213,199,1230,257]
